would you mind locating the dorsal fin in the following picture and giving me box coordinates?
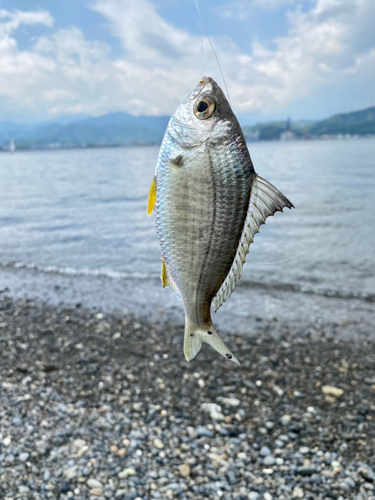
[212,174,294,313]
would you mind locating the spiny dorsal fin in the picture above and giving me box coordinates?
[212,174,294,312]
[147,176,156,216]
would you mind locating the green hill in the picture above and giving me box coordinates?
[309,107,375,136]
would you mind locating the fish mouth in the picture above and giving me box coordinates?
[189,76,213,101]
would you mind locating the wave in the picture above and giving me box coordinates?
[237,279,375,303]
[0,259,157,281]
[0,260,373,303]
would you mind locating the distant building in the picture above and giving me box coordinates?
[280,117,296,141]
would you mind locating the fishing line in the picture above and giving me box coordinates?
[194,0,203,77]
[248,247,311,265]
[194,0,231,104]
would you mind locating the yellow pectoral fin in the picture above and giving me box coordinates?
[161,258,168,288]
[147,176,156,216]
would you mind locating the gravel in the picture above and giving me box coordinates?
[0,296,374,499]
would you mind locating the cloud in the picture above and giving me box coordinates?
[0,0,374,121]
[0,8,53,36]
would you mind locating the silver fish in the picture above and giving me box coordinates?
[148,76,293,365]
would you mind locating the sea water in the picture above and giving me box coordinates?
[0,140,374,331]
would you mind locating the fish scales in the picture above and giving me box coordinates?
[149,76,294,365]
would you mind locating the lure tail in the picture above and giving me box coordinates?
[183,317,240,366]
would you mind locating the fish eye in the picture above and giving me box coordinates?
[194,95,216,120]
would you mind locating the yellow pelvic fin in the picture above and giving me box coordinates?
[161,258,168,288]
[147,176,156,216]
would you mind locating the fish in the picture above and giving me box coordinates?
[148,76,294,365]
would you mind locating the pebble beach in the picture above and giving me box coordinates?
[1,296,374,500]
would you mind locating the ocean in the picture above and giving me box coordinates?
[1,140,374,333]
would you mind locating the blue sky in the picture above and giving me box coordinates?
[0,0,374,124]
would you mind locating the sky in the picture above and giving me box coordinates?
[0,0,374,124]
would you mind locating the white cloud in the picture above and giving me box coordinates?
[0,8,53,36]
[0,0,374,121]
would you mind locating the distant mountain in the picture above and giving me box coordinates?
[242,106,375,140]
[0,112,170,149]
[1,105,374,149]
[309,107,375,136]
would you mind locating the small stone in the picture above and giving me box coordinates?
[87,479,103,489]
[358,466,375,483]
[201,403,222,413]
[110,445,118,453]
[61,482,72,493]
[345,477,355,488]
[264,493,273,500]
[179,464,191,477]
[153,439,164,449]
[248,493,260,500]
[339,482,351,492]
[118,468,136,478]
[19,452,29,462]
[260,446,272,457]
[325,395,336,403]
[210,410,224,422]
[299,446,310,454]
[321,385,344,397]
[292,486,304,498]
[196,426,214,438]
[297,466,317,476]
[90,488,103,496]
[115,490,127,497]
[186,427,197,438]
[221,397,241,407]
[281,414,291,426]
[64,467,77,479]
[263,455,275,466]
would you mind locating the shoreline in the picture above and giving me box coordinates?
[2,136,375,154]
[0,295,374,499]
[1,265,375,345]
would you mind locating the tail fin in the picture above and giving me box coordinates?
[183,318,240,366]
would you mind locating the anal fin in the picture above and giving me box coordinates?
[161,258,168,288]
[160,258,182,300]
